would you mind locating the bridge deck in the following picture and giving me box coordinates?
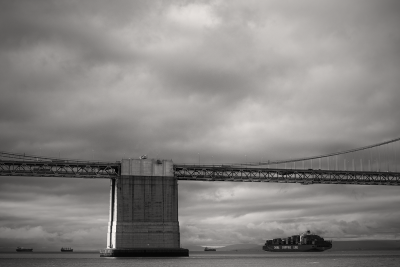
[0,160,120,178]
[1,161,399,185]
[174,165,400,186]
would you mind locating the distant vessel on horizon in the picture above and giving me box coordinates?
[16,247,33,252]
[204,247,216,251]
[263,230,332,252]
[61,247,73,252]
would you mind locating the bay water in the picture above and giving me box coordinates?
[1,250,399,267]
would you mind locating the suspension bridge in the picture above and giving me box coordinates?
[1,137,400,185]
[1,137,400,257]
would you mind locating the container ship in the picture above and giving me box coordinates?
[61,247,73,252]
[16,247,33,252]
[263,230,332,252]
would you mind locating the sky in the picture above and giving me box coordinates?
[1,0,400,251]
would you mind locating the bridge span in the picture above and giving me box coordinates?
[1,159,399,186]
[174,165,400,186]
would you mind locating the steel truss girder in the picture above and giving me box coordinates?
[173,166,400,186]
[2,161,399,185]
[0,160,120,179]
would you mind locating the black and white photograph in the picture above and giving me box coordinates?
[1,0,399,266]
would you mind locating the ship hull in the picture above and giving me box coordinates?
[16,249,33,252]
[263,244,331,252]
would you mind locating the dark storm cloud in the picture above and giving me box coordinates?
[1,0,399,161]
[1,0,400,249]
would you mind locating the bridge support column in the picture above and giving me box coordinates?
[100,158,189,257]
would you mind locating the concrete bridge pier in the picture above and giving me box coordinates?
[100,158,189,257]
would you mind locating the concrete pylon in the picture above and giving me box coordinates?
[100,158,189,257]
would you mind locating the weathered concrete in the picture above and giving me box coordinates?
[101,158,188,257]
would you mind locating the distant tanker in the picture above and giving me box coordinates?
[16,247,33,252]
[263,230,332,252]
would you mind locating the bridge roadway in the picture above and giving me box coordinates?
[1,160,399,186]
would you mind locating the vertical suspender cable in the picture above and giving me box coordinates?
[387,142,390,171]
[378,145,381,171]
[395,141,397,172]
[336,155,337,171]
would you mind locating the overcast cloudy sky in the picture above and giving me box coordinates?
[1,0,400,251]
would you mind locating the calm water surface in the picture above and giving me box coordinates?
[1,251,400,267]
